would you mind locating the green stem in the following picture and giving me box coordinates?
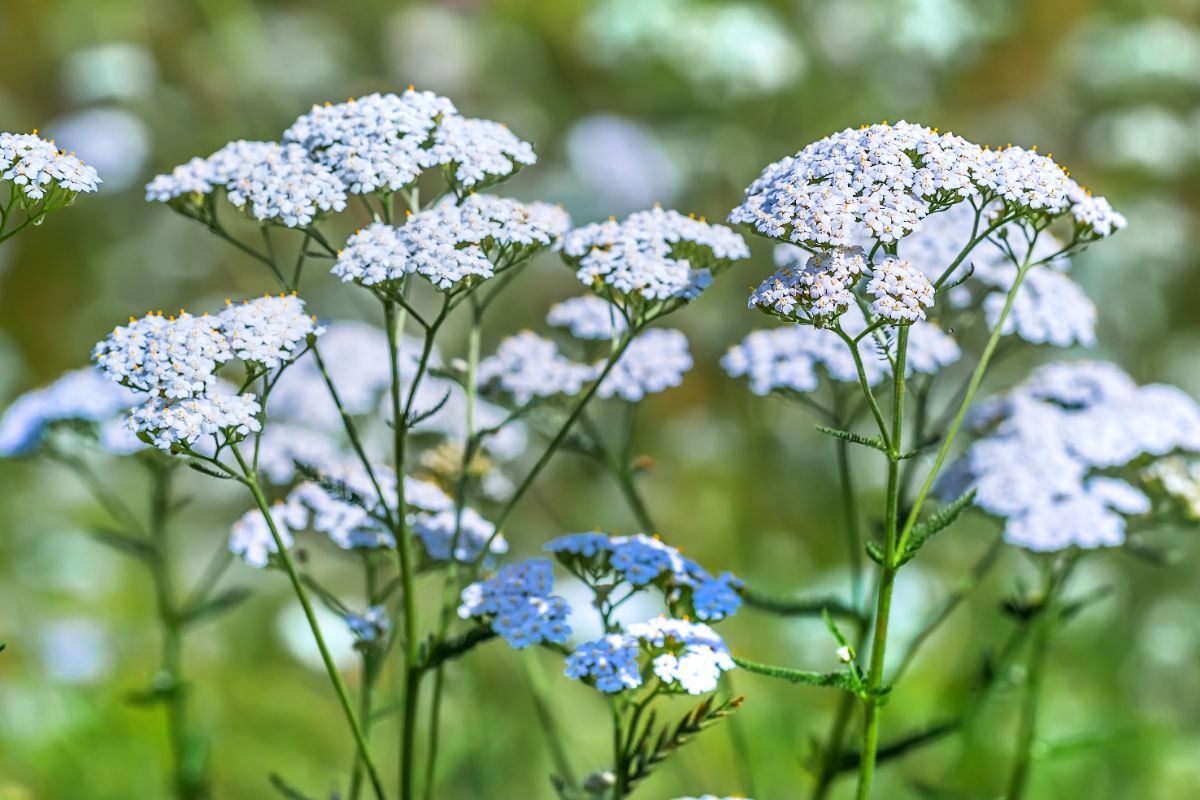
[521,651,578,791]
[232,445,386,800]
[424,298,483,799]
[1005,619,1050,800]
[894,251,1036,558]
[855,324,908,800]
[476,332,635,570]
[384,299,431,800]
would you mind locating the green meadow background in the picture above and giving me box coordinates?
[1,0,1198,797]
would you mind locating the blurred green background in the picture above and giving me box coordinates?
[2,0,1200,797]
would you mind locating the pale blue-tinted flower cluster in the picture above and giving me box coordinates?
[567,617,735,695]
[946,361,1200,551]
[901,203,1097,347]
[0,368,139,457]
[723,305,960,396]
[458,558,571,648]
[345,606,391,643]
[228,498,307,568]
[478,331,596,405]
[547,295,627,340]
[1,131,101,199]
[92,296,320,450]
[749,247,867,320]
[333,195,570,291]
[546,532,743,621]
[145,141,347,227]
[563,206,749,305]
[255,424,346,484]
[597,328,692,401]
[411,507,507,562]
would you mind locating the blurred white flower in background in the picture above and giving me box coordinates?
[61,43,156,104]
[38,617,114,684]
[385,6,475,95]
[1085,106,1196,175]
[584,0,804,97]
[276,602,357,671]
[565,115,681,215]
[47,108,149,193]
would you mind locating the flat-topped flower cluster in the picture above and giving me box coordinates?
[1,130,101,200]
[92,295,321,450]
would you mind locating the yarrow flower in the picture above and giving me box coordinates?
[729,121,1125,248]
[478,332,595,405]
[411,507,507,563]
[427,114,537,190]
[1,130,101,200]
[900,203,1097,347]
[220,294,321,370]
[146,141,347,227]
[333,195,570,291]
[865,257,935,322]
[597,328,692,401]
[566,617,735,695]
[93,296,321,452]
[458,558,572,648]
[255,424,345,484]
[547,295,628,340]
[749,246,867,321]
[282,90,455,194]
[345,606,391,643]
[723,305,959,396]
[562,206,749,306]
[944,361,1200,551]
[545,532,743,621]
[0,369,139,457]
[228,498,307,568]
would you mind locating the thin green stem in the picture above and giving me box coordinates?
[1005,618,1050,800]
[384,300,423,800]
[521,651,579,791]
[895,247,1037,558]
[231,444,386,800]
[855,324,908,800]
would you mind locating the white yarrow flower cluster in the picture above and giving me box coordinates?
[566,617,735,695]
[563,206,749,304]
[547,295,628,340]
[228,498,307,568]
[730,121,1125,247]
[427,115,537,189]
[866,257,935,322]
[282,90,454,194]
[946,361,1200,551]
[458,558,572,648]
[0,369,140,457]
[1,131,101,199]
[93,297,321,451]
[146,141,347,227]
[724,305,959,396]
[597,328,692,401]
[221,294,321,369]
[478,332,595,405]
[333,195,570,291]
[749,247,866,320]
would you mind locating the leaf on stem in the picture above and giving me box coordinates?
[180,586,253,627]
[268,773,319,800]
[421,626,498,670]
[187,461,233,480]
[88,527,159,564]
[406,388,452,427]
[742,587,863,623]
[814,424,888,454]
[732,655,858,692]
[900,488,977,564]
[621,695,743,796]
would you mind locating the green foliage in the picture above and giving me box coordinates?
[620,695,743,797]
[814,424,888,454]
[899,488,977,564]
